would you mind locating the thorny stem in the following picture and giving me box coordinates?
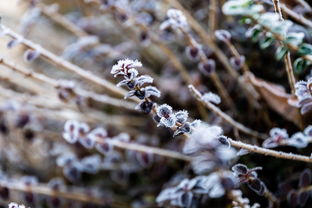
[229,139,312,163]
[0,57,137,111]
[188,85,266,139]
[1,180,127,207]
[0,25,133,100]
[271,0,296,95]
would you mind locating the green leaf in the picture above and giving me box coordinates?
[293,58,310,74]
[259,36,274,49]
[285,32,304,47]
[298,43,312,55]
[275,46,288,60]
[239,17,252,24]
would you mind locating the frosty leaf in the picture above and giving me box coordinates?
[175,110,188,124]
[202,92,221,104]
[7,39,20,48]
[299,169,311,187]
[95,141,113,154]
[286,32,304,47]
[144,86,161,98]
[24,49,40,62]
[298,43,312,56]
[218,135,231,148]
[288,132,308,148]
[304,125,312,137]
[222,0,264,15]
[275,46,288,60]
[247,179,265,196]
[135,75,153,87]
[80,154,101,174]
[158,114,177,128]
[230,55,245,70]
[185,45,199,60]
[157,104,173,117]
[236,148,250,156]
[294,58,309,74]
[177,192,193,207]
[232,164,248,175]
[287,190,298,208]
[198,59,215,76]
[215,30,231,41]
[262,138,279,148]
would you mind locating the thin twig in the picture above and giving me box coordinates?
[294,0,312,12]
[164,0,261,108]
[0,57,137,111]
[0,25,131,100]
[208,0,218,39]
[38,3,89,37]
[108,139,192,161]
[179,29,235,110]
[271,0,297,95]
[229,138,312,163]
[1,180,126,207]
[258,0,312,28]
[188,85,266,139]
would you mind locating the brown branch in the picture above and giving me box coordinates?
[229,138,312,163]
[188,85,266,139]
[2,180,127,207]
[0,57,137,111]
[0,25,131,100]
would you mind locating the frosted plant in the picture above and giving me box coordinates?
[155,104,177,128]
[183,122,223,154]
[215,30,232,42]
[263,126,311,149]
[232,164,266,196]
[231,190,260,208]
[295,78,312,114]
[111,59,160,113]
[62,120,80,144]
[222,0,264,16]
[159,9,188,31]
[262,128,289,148]
[8,203,26,208]
[156,172,238,208]
[202,92,221,105]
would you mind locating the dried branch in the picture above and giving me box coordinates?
[188,85,266,139]
[0,24,131,100]
[0,57,137,111]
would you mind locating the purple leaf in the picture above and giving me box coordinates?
[24,49,40,62]
[299,169,311,187]
[232,164,248,174]
[247,179,265,196]
[287,190,298,208]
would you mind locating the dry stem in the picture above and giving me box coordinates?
[0,25,131,100]
[2,181,127,207]
[188,85,266,139]
[0,57,137,111]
